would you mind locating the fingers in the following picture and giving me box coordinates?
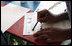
[37,9,48,18]
[33,31,43,37]
[33,29,45,37]
[35,34,63,43]
[35,34,49,41]
[45,39,63,43]
[35,34,64,43]
[33,28,53,37]
[37,9,48,22]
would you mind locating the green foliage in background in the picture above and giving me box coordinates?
[4,32,34,45]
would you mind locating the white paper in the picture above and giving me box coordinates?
[35,1,59,11]
[23,12,41,35]
[35,1,67,15]
[1,3,31,33]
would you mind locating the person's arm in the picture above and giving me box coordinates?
[37,9,69,23]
